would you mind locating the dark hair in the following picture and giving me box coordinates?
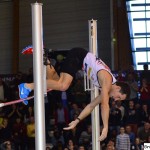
[116,81,130,99]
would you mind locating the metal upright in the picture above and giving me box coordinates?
[31,3,46,150]
[88,19,100,150]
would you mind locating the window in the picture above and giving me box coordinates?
[126,0,150,70]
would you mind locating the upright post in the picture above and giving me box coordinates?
[31,3,46,150]
[88,19,100,150]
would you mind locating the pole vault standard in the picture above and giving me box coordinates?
[31,3,46,150]
[88,19,100,150]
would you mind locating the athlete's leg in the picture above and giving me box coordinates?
[19,60,73,99]
[26,72,73,91]
[46,65,59,80]
[22,64,59,91]
[47,72,73,91]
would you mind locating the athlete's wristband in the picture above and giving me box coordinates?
[76,117,81,122]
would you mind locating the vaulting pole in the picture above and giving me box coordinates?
[88,19,100,150]
[31,3,46,150]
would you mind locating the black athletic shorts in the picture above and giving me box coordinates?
[59,47,88,78]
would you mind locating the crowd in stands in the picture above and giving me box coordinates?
[0,64,150,150]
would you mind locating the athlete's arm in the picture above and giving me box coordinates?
[97,70,112,141]
[64,70,112,141]
[63,94,101,130]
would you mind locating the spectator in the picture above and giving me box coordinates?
[139,78,150,107]
[64,113,83,145]
[0,77,7,103]
[0,107,5,125]
[109,101,122,134]
[10,72,25,100]
[131,137,144,150]
[6,104,24,127]
[54,102,69,133]
[126,65,138,81]
[0,117,12,143]
[124,100,139,135]
[64,139,78,150]
[79,124,92,148]
[116,101,125,125]
[134,103,142,127]
[50,129,65,148]
[139,104,150,127]
[12,117,27,150]
[140,64,150,84]
[71,79,87,104]
[26,116,35,150]
[116,127,130,150]
[147,135,150,143]
[61,91,68,109]
[105,139,115,150]
[125,125,135,145]
[108,129,117,145]
[116,70,126,82]
[69,103,82,121]
[0,140,15,150]
[137,122,150,144]
[106,145,115,150]
[126,73,139,102]
[24,105,34,124]
[78,145,86,150]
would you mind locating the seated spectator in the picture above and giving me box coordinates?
[24,106,34,124]
[106,145,115,150]
[46,143,54,150]
[6,104,24,127]
[0,107,5,126]
[147,135,150,143]
[0,117,12,143]
[69,103,82,121]
[52,140,64,150]
[131,137,143,150]
[105,139,115,150]
[26,116,35,150]
[50,129,65,148]
[124,100,139,135]
[64,113,83,145]
[54,102,69,133]
[139,104,150,127]
[12,117,27,150]
[137,122,150,144]
[78,145,87,150]
[79,125,92,148]
[64,139,78,150]
[0,140,15,150]
[107,129,117,145]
